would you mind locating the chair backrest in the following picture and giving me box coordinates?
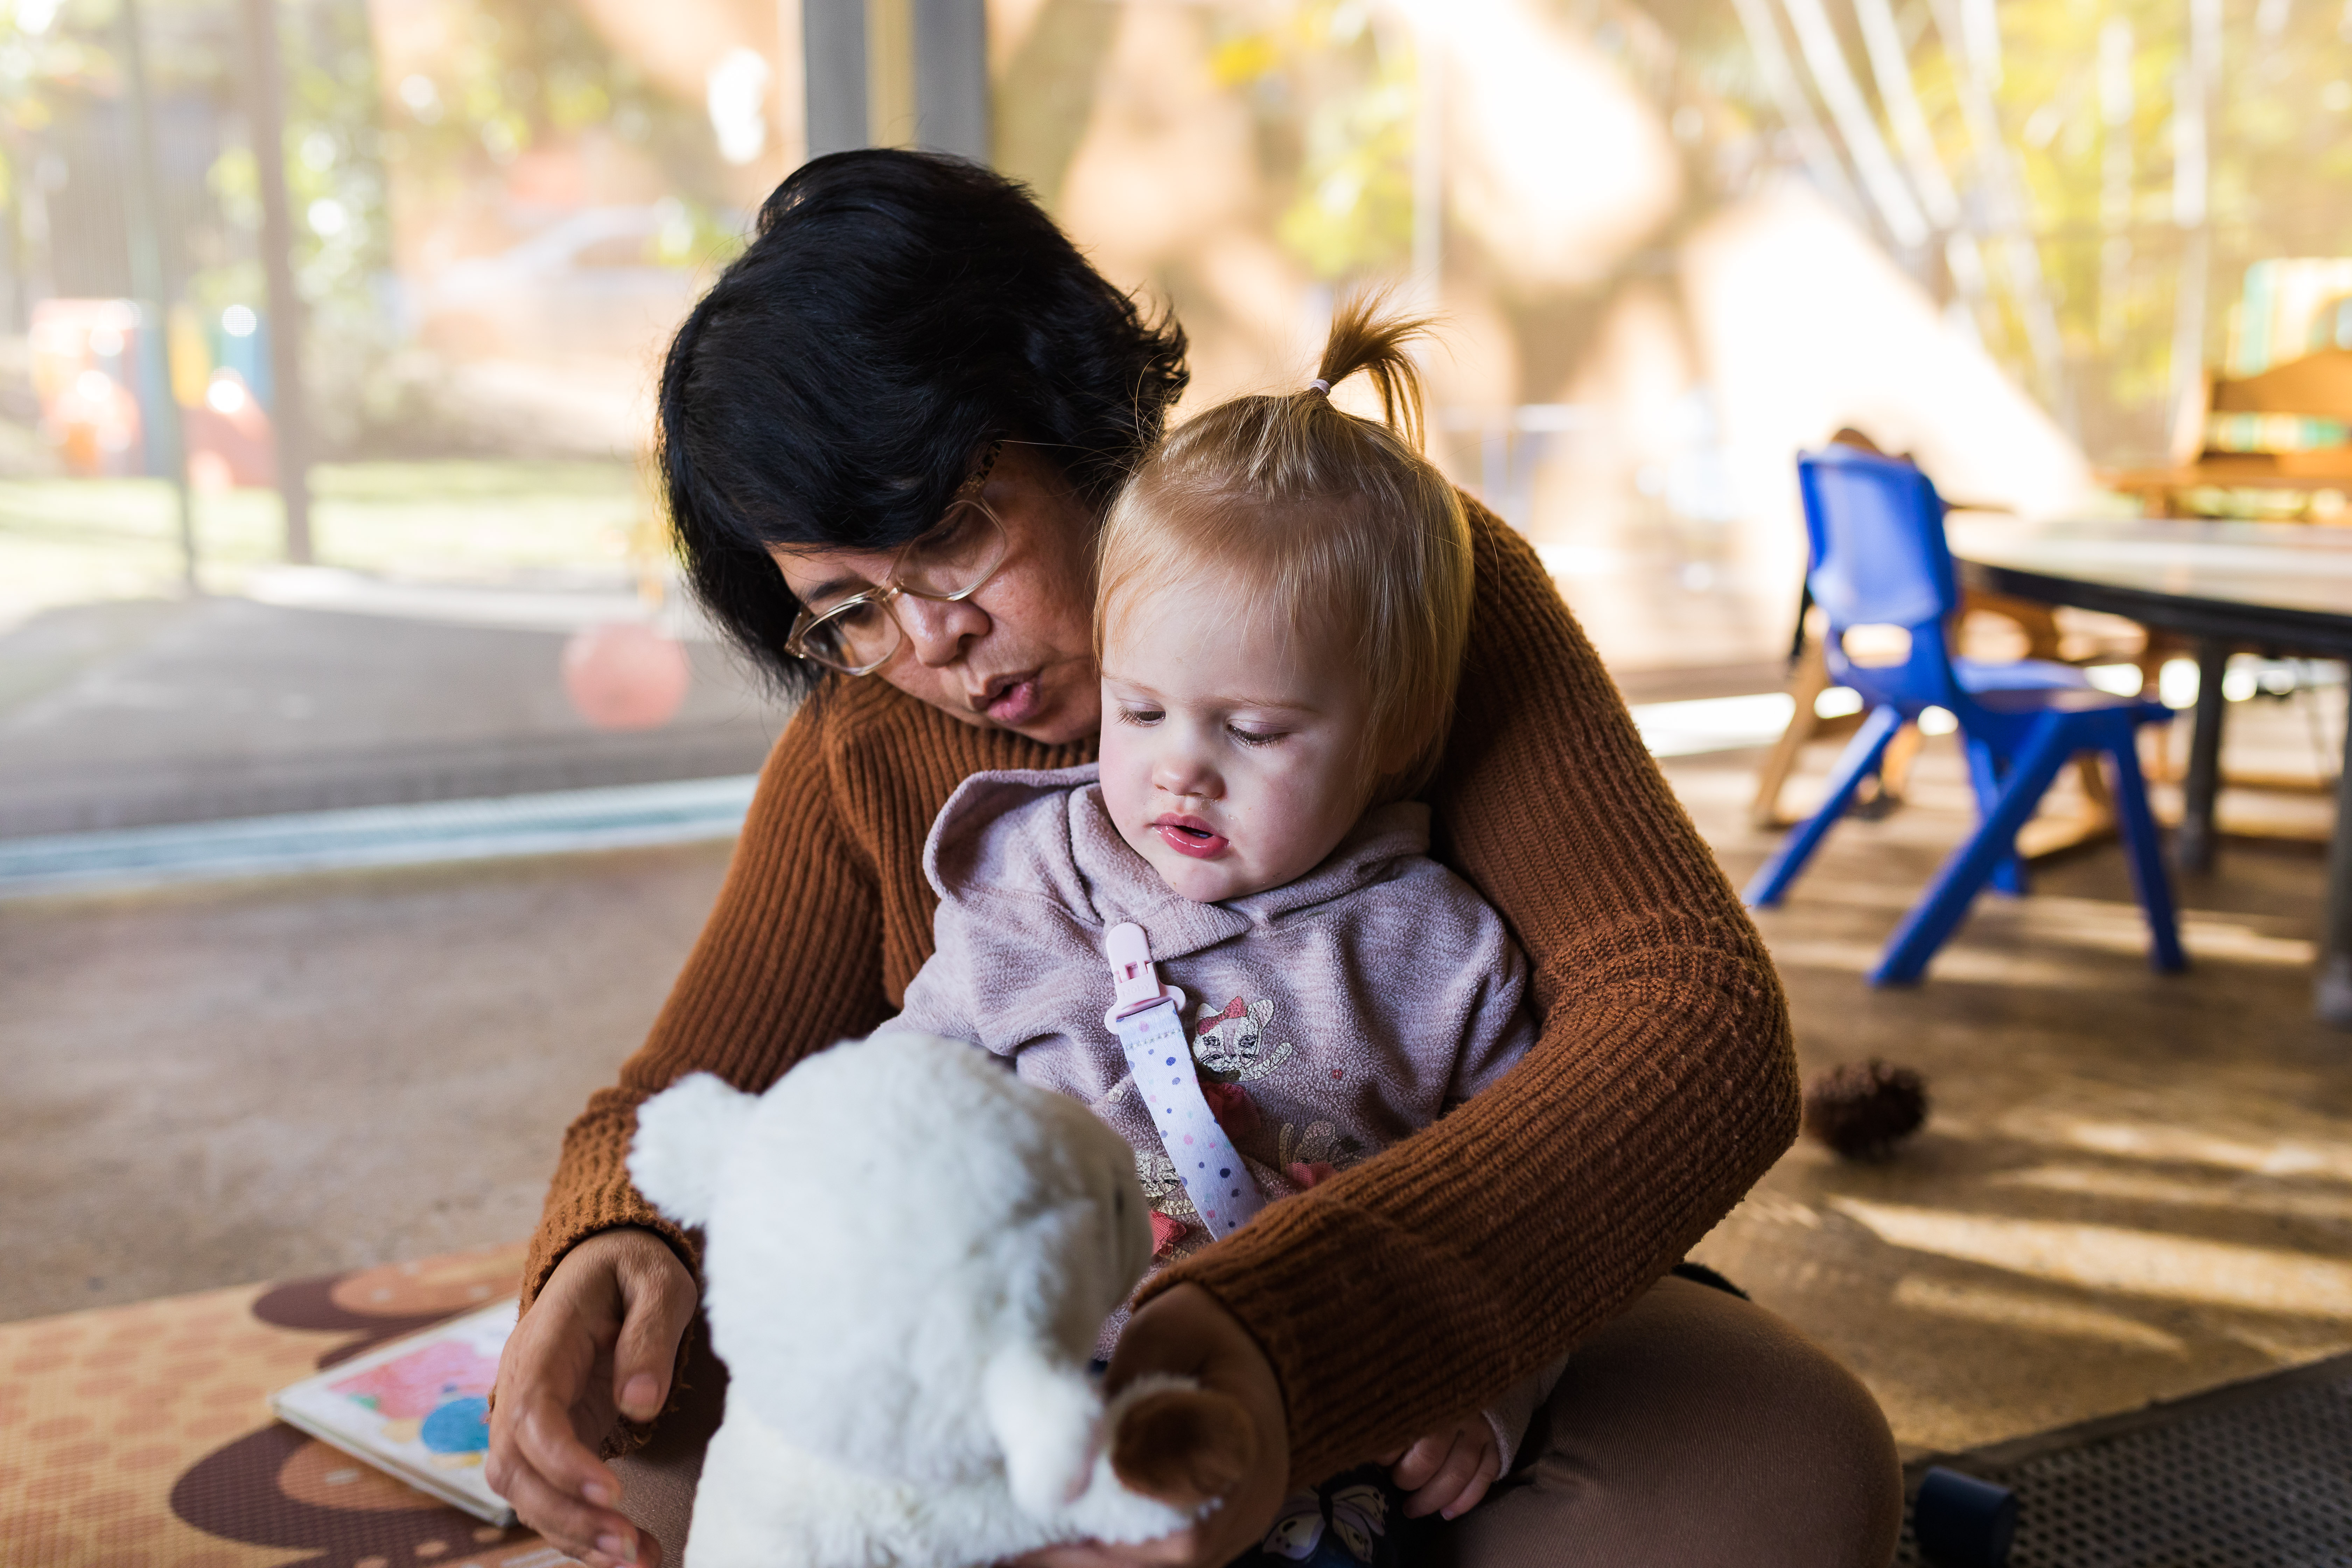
[1795,446,1963,713]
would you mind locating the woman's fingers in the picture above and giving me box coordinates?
[510,1390,621,1513]
[491,1315,618,1518]
[491,1382,642,1558]
[1008,1527,1199,1568]
[1006,1544,1108,1568]
[487,1434,649,1565]
[608,1235,699,1422]
[488,1230,696,1563]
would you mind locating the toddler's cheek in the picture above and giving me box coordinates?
[1097,736,1147,821]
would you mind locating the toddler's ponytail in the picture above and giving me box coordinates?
[1097,290,1475,803]
[1306,293,1435,453]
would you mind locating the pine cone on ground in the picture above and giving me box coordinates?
[1803,1060,1929,1161]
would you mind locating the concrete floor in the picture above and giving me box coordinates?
[1676,732,2352,1457]
[7,716,2352,1458]
[0,841,733,1321]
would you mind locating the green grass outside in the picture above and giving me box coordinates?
[0,460,658,623]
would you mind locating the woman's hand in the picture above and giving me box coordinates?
[486,1227,699,1568]
[1381,1416,1501,1521]
[1015,1283,1290,1568]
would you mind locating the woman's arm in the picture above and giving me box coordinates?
[520,689,896,1308]
[1136,499,1799,1485]
[497,689,905,1567]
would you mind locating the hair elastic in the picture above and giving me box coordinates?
[1307,378,1331,394]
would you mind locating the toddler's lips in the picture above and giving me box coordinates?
[1153,816,1229,859]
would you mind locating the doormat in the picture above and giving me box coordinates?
[1894,1351,2352,1566]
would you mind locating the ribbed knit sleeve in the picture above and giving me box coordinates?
[1135,503,1800,1486]
[519,678,1095,1311]
[519,686,896,1307]
[522,493,1793,1487]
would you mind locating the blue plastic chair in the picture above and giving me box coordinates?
[1743,447,2185,983]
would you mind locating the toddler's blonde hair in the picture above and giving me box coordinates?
[1095,292,1472,800]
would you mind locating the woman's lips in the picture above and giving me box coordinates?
[983,673,1044,726]
[1153,815,1229,859]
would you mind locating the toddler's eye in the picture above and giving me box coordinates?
[1227,725,1285,747]
[1116,706,1164,727]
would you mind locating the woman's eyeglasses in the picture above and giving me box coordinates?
[783,451,1010,677]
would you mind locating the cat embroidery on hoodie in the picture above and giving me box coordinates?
[1191,996,1294,1083]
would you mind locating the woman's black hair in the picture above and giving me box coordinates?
[657,149,1190,693]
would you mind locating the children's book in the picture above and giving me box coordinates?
[270,1298,519,1526]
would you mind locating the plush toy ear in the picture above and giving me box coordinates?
[627,1072,759,1228]
[1107,1379,1258,1510]
[985,1343,1104,1519]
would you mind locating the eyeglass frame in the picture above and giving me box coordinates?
[782,443,1010,678]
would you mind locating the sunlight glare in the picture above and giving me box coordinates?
[1996,1163,2352,1223]
[1398,0,1681,288]
[1997,1113,2352,1183]
[1891,1275,2187,1353]
[1833,1197,2352,1317]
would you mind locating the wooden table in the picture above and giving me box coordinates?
[1950,516,2352,1025]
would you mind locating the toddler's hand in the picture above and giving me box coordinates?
[1381,1416,1501,1521]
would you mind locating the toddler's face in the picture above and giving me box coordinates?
[1097,582,1378,903]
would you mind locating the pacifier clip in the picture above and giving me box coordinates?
[1102,923,1264,1239]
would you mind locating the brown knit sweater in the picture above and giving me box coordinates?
[522,500,1798,1486]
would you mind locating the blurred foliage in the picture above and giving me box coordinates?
[989,0,1120,215]
[277,0,393,450]
[1692,0,2352,458]
[377,0,730,233]
[1973,0,2352,439]
[0,0,742,457]
[0,0,394,448]
[1211,0,1416,282]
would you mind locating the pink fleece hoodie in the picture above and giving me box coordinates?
[884,765,1561,1467]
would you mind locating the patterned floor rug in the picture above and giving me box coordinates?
[0,1242,573,1568]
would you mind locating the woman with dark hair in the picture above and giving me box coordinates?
[487,150,1902,1568]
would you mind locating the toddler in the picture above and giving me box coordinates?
[885,299,1556,1558]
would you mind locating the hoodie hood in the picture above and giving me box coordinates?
[921,764,1433,964]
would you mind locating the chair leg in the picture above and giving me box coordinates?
[1876,722,1925,800]
[1744,705,1904,909]
[1750,640,1834,828]
[1872,715,2077,984]
[2106,724,2188,973]
[1964,737,2029,897]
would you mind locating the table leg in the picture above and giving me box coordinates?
[2176,639,2229,874]
[2316,683,2352,1028]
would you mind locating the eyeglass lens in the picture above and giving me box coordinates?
[891,499,1004,597]
[797,501,1008,672]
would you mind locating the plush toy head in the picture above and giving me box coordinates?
[628,1033,1161,1510]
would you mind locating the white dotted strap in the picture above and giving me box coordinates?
[1102,921,1263,1239]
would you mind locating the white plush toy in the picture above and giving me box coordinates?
[627,1031,1252,1568]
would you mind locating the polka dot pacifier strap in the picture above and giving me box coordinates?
[1102,922,1264,1239]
